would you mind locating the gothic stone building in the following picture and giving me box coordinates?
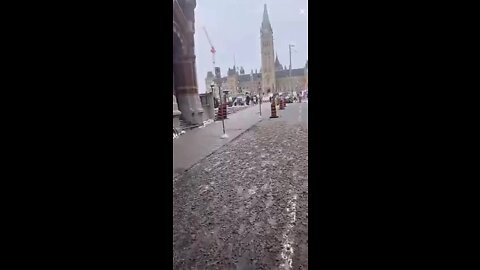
[205,4,308,99]
[173,0,204,127]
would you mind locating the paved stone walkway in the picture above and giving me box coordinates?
[173,102,271,177]
[173,102,308,269]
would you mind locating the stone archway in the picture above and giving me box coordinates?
[172,30,184,128]
[173,1,203,126]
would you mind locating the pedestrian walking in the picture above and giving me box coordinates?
[246,95,250,106]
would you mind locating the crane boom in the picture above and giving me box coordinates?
[203,27,216,65]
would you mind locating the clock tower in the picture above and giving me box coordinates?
[260,4,276,94]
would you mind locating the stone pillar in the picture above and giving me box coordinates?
[173,72,181,128]
[173,95,181,128]
[203,92,215,120]
[173,56,203,125]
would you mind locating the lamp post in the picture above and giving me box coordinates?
[258,85,262,117]
[210,82,216,108]
[289,44,295,96]
[211,81,228,139]
[236,80,241,106]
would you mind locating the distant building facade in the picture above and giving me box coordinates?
[205,4,308,98]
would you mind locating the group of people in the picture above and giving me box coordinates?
[214,91,311,107]
[245,95,259,106]
[263,91,309,104]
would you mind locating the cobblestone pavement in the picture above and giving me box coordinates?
[173,104,308,269]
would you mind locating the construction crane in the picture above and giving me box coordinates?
[202,27,216,67]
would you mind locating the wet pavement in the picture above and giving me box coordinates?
[173,102,308,269]
[173,102,271,178]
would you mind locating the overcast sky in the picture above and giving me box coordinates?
[194,0,308,93]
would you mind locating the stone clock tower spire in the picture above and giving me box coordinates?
[260,3,276,94]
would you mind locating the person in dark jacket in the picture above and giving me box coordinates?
[246,95,250,106]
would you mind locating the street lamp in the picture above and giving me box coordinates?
[289,44,295,96]
[258,85,262,118]
[210,82,216,108]
[210,81,215,93]
[211,81,228,139]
